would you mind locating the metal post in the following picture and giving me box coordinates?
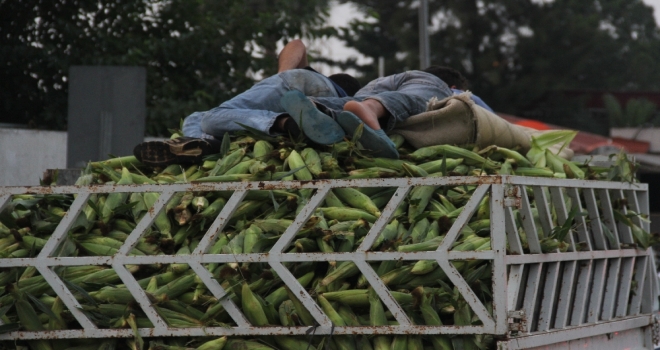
[378,56,385,77]
[418,0,430,69]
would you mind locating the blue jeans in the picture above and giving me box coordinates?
[183,70,453,137]
[183,69,339,138]
[312,70,453,131]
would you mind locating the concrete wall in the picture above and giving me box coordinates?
[0,128,67,187]
[611,127,660,153]
[0,128,164,187]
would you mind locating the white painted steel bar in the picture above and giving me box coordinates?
[269,187,333,328]
[112,262,168,330]
[0,194,11,213]
[519,185,541,253]
[615,257,635,317]
[503,176,648,191]
[583,188,607,250]
[269,260,332,328]
[187,261,251,328]
[37,193,89,258]
[35,265,97,330]
[507,265,524,312]
[490,184,508,334]
[651,252,659,313]
[500,315,653,350]
[569,260,593,326]
[435,257,496,330]
[553,261,577,329]
[0,176,644,197]
[532,186,553,238]
[0,256,112,268]
[547,187,578,329]
[628,255,648,315]
[598,189,620,249]
[641,254,655,314]
[353,259,412,326]
[505,207,523,254]
[536,261,560,331]
[613,190,634,245]
[521,264,542,333]
[600,258,621,321]
[586,259,608,323]
[0,251,497,268]
[194,190,247,254]
[637,190,650,232]
[437,184,490,252]
[0,324,493,340]
[505,248,644,264]
[270,186,330,253]
[0,176,502,196]
[549,187,576,251]
[624,189,648,238]
[119,189,175,256]
[566,187,592,250]
[357,186,410,252]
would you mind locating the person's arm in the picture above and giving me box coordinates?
[278,39,309,72]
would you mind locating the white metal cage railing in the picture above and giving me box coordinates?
[0,176,655,341]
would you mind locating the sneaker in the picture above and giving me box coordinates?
[133,137,221,167]
[336,111,399,159]
[280,90,345,144]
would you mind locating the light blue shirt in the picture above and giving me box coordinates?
[452,89,494,113]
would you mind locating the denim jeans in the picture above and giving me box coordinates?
[183,70,453,137]
[182,69,338,138]
[312,70,453,131]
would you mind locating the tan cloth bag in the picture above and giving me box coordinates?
[391,92,574,159]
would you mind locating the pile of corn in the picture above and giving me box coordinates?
[0,129,649,350]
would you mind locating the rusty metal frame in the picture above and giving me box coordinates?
[0,176,655,342]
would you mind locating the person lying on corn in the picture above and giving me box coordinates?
[134,41,565,166]
[134,66,464,164]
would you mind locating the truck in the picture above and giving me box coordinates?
[0,172,656,349]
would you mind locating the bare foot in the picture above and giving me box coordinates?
[343,100,384,130]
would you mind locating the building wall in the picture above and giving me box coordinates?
[0,128,67,187]
[0,128,164,187]
[611,127,660,153]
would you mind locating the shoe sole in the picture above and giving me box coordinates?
[133,139,212,167]
[280,91,345,144]
[336,111,399,159]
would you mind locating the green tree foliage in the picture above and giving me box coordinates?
[1,0,333,135]
[337,0,660,133]
[603,93,657,127]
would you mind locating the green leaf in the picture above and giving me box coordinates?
[0,323,20,334]
[272,166,305,181]
[26,293,59,322]
[63,279,98,307]
[220,132,231,157]
[87,199,102,217]
[234,123,279,142]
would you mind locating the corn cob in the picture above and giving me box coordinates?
[333,187,381,217]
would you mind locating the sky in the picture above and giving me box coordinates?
[310,0,660,75]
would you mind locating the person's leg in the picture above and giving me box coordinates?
[335,99,399,159]
[342,99,386,130]
[278,39,309,73]
[279,90,345,144]
[182,112,204,138]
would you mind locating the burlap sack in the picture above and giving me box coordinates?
[391,92,574,159]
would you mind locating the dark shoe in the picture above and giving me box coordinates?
[280,90,345,144]
[336,111,399,159]
[133,137,221,167]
